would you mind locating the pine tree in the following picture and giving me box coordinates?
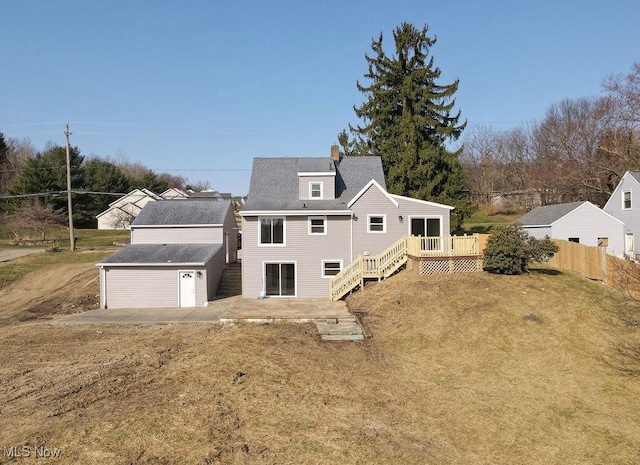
[345,22,472,231]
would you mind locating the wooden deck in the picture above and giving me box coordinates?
[329,235,483,300]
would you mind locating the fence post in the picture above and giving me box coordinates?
[601,246,607,285]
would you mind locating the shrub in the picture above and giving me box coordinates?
[482,223,559,275]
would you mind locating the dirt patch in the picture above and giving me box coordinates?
[0,263,100,325]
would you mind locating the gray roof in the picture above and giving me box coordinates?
[98,243,222,266]
[242,156,386,211]
[517,201,587,226]
[132,199,231,226]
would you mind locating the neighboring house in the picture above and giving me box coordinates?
[239,147,454,299]
[96,188,161,230]
[97,200,237,309]
[160,187,190,200]
[518,201,624,257]
[603,170,640,257]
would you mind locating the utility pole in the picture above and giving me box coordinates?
[64,123,75,251]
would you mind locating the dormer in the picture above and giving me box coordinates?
[297,156,337,201]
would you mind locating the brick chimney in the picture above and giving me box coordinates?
[331,144,341,165]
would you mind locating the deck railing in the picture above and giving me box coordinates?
[329,234,481,300]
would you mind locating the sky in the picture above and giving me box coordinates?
[2,0,639,195]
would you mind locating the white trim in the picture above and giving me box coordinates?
[258,216,286,247]
[367,214,387,233]
[407,215,444,237]
[297,171,336,177]
[321,259,343,278]
[347,179,398,208]
[623,190,632,210]
[262,261,297,298]
[549,201,625,227]
[240,210,351,217]
[390,194,455,210]
[97,262,208,267]
[178,269,197,308]
[308,216,327,235]
[309,181,323,199]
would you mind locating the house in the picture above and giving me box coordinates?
[603,170,640,257]
[96,188,161,230]
[239,146,454,299]
[159,187,190,200]
[97,200,237,309]
[518,201,624,257]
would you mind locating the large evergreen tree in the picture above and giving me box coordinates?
[343,22,472,231]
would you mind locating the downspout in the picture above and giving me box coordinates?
[350,211,354,263]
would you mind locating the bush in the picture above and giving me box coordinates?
[482,223,559,275]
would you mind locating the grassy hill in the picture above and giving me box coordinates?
[0,265,639,463]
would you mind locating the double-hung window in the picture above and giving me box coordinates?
[308,216,326,235]
[624,191,632,210]
[310,182,323,199]
[260,217,285,245]
[367,214,386,233]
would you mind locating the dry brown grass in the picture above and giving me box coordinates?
[0,267,639,464]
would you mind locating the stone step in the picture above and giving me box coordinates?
[316,320,365,341]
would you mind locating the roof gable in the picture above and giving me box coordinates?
[347,179,398,208]
[242,156,385,212]
[604,170,640,210]
[518,201,623,227]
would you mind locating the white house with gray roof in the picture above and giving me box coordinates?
[97,200,237,309]
[603,170,640,257]
[239,147,454,299]
[518,201,625,257]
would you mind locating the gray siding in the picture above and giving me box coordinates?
[131,226,223,244]
[604,173,639,253]
[206,246,225,300]
[222,203,238,263]
[298,175,336,200]
[350,187,452,257]
[242,215,351,298]
[101,266,207,309]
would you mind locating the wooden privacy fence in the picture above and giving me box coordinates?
[547,239,636,289]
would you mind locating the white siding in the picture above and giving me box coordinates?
[604,172,639,253]
[523,226,552,239]
[552,203,624,257]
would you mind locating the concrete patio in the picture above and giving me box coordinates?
[54,295,353,325]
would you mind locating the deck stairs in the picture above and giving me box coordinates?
[329,236,408,301]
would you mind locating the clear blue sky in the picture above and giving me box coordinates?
[2,0,639,195]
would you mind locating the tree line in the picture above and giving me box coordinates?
[0,137,209,228]
[461,63,640,211]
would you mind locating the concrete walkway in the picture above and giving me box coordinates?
[54,295,352,325]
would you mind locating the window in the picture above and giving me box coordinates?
[310,182,323,199]
[367,214,386,233]
[568,237,580,243]
[597,237,609,247]
[322,260,343,278]
[308,216,326,235]
[260,217,285,245]
[624,191,632,209]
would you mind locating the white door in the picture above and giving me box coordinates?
[625,233,634,256]
[179,271,196,307]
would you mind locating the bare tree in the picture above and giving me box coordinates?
[11,201,65,241]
